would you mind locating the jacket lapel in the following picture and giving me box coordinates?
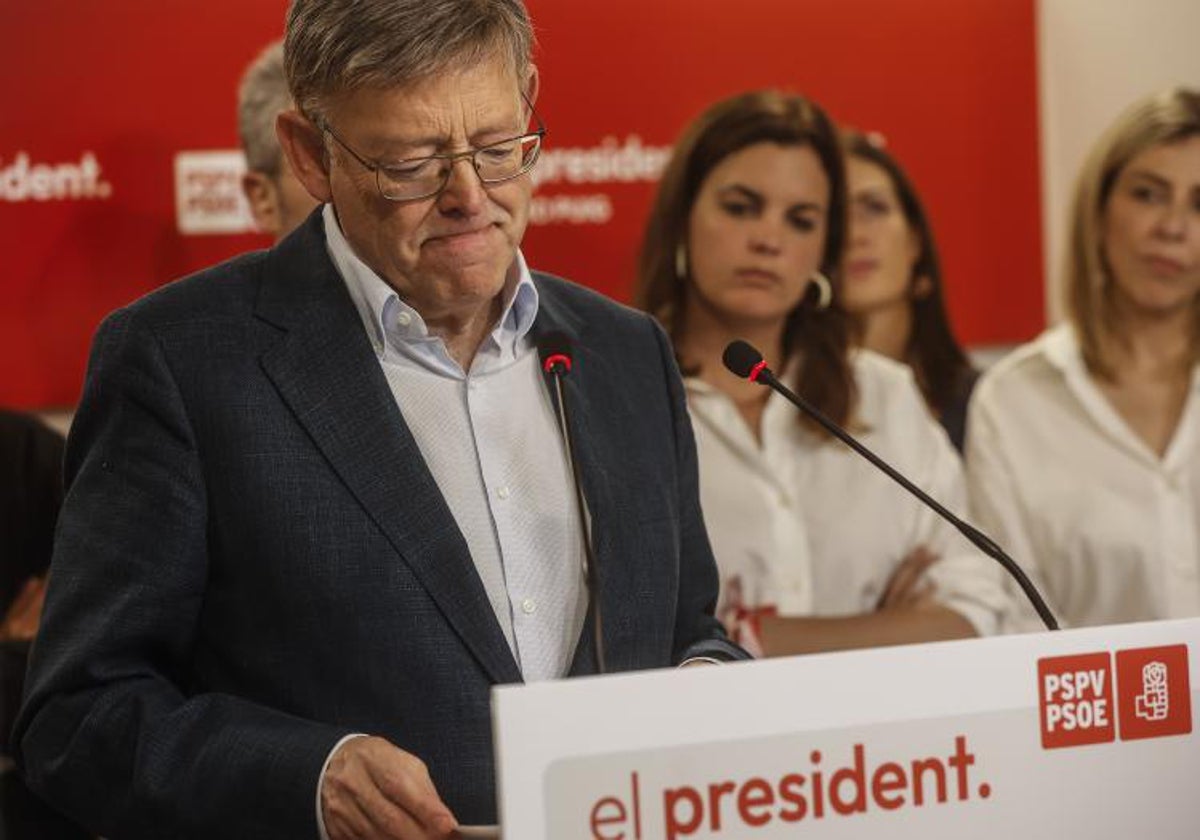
[254,215,522,685]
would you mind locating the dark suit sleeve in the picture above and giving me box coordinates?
[646,317,750,665]
[13,309,349,839]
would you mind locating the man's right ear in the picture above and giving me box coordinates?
[276,110,333,204]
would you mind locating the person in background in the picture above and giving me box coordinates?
[967,87,1200,632]
[238,40,319,240]
[840,130,978,453]
[0,410,88,839]
[14,1,744,837]
[636,91,1008,657]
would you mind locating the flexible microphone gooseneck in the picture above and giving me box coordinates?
[537,332,607,673]
[722,339,1059,632]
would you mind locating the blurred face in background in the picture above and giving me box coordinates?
[243,158,321,241]
[1102,135,1200,320]
[684,142,830,331]
[842,155,922,316]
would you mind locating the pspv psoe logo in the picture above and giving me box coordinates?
[1037,645,1191,749]
[174,150,255,235]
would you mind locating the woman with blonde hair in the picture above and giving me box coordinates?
[637,91,1008,655]
[967,87,1200,631]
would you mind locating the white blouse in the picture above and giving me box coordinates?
[687,350,1009,647]
[965,324,1200,633]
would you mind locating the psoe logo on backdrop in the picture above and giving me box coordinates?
[0,151,112,202]
[174,150,256,235]
[1038,644,1192,749]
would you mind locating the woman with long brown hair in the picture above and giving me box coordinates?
[840,131,978,452]
[637,91,1007,655]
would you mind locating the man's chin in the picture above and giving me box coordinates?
[427,259,513,300]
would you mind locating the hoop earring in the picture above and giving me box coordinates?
[675,243,688,280]
[911,274,934,300]
[808,271,833,310]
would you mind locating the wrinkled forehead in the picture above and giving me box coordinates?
[321,57,530,140]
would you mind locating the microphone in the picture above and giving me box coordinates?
[537,331,607,673]
[722,340,1059,632]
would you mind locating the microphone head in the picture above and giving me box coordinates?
[722,340,769,382]
[537,330,574,375]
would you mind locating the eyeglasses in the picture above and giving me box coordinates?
[319,100,546,202]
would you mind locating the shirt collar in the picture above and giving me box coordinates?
[321,203,539,363]
[1041,321,1200,391]
[1040,322,1084,378]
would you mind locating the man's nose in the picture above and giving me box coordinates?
[437,155,488,216]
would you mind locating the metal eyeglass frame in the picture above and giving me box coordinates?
[318,95,546,202]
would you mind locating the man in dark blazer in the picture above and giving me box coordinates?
[14,1,745,838]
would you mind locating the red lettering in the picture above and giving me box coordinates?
[707,781,736,831]
[871,761,907,810]
[735,777,774,827]
[631,770,641,838]
[910,758,946,806]
[947,735,975,801]
[777,773,808,822]
[662,786,702,840]
[590,796,626,840]
[644,736,987,834]
[829,743,867,815]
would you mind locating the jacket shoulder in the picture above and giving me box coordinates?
[116,249,270,328]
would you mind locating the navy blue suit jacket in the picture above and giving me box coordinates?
[14,213,744,838]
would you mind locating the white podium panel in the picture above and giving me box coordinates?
[493,618,1198,839]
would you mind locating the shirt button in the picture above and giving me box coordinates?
[396,311,413,327]
[497,485,511,500]
[521,598,537,615]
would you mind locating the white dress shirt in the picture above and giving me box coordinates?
[965,323,1200,633]
[687,350,1008,645]
[323,205,586,679]
[316,204,587,837]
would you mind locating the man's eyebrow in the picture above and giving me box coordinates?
[371,117,526,159]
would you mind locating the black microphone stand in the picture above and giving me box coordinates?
[544,356,608,673]
[741,355,1058,632]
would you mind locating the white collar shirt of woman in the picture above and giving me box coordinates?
[966,323,1200,632]
[687,350,1010,641]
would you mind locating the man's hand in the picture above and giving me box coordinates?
[875,546,939,611]
[0,575,47,642]
[321,736,458,839]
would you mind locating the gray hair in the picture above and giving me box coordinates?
[284,0,534,124]
[237,40,292,175]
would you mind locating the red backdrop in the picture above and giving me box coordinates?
[0,0,1043,409]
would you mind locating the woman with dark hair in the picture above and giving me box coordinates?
[636,91,1007,655]
[840,130,978,452]
[967,87,1200,631]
